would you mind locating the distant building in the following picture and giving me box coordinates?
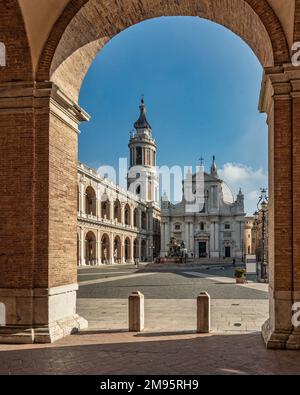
[77,100,160,265]
[160,157,246,261]
[244,216,254,256]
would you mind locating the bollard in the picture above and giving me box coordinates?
[197,292,210,333]
[128,291,144,332]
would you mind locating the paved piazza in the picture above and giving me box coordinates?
[77,264,268,333]
[1,263,300,375]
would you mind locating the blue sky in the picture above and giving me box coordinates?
[79,16,268,215]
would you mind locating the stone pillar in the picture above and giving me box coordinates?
[110,234,115,265]
[80,227,86,266]
[260,66,299,349]
[130,237,135,263]
[80,178,85,215]
[215,222,220,258]
[109,199,114,222]
[97,230,101,265]
[197,292,210,333]
[138,238,142,260]
[121,235,125,264]
[130,206,134,228]
[160,222,165,257]
[0,82,88,344]
[128,291,144,332]
[121,202,125,225]
[189,222,194,258]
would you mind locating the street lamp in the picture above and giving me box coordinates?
[149,244,155,262]
[255,188,268,282]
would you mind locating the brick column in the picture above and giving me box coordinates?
[0,82,88,344]
[260,66,300,349]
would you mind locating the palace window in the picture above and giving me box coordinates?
[225,223,231,230]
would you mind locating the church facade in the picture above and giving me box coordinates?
[160,158,246,261]
[77,99,161,265]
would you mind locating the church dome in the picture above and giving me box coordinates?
[221,181,235,204]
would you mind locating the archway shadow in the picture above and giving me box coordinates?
[0,332,300,375]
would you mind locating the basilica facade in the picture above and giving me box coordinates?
[160,158,246,261]
[77,100,161,266]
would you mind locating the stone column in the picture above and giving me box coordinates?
[121,235,125,264]
[130,206,134,228]
[80,227,86,266]
[110,234,115,264]
[80,178,85,215]
[121,202,125,225]
[97,229,101,265]
[130,236,134,263]
[138,238,142,260]
[0,82,88,344]
[109,199,114,222]
[189,222,194,258]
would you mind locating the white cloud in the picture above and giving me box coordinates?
[218,162,268,215]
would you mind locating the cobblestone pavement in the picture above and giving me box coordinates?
[1,332,300,375]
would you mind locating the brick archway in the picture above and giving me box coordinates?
[0,1,299,348]
[36,0,289,103]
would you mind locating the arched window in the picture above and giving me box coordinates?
[141,211,147,230]
[85,186,96,215]
[141,239,147,262]
[85,231,96,265]
[114,236,122,263]
[134,208,139,227]
[101,234,110,264]
[136,185,141,196]
[174,223,181,231]
[114,199,121,222]
[134,239,139,259]
[125,204,131,225]
[125,237,131,262]
[200,222,205,231]
[101,199,110,219]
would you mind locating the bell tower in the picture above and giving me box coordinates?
[128,98,158,203]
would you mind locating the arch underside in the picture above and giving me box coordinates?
[44,0,289,104]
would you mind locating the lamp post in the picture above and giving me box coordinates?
[149,244,155,262]
[254,188,268,282]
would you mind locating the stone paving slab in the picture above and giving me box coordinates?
[77,298,269,333]
[1,331,300,375]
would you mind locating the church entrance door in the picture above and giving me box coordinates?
[225,246,231,258]
[198,242,207,258]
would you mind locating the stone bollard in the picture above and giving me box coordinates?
[128,291,144,332]
[197,292,210,333]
